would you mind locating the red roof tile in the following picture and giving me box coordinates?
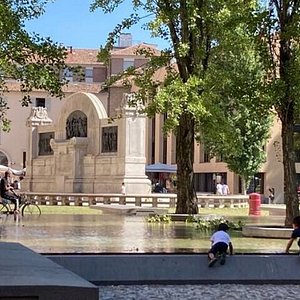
[5,81,103,94]
[111,43,160,57]
[65,49,103,65]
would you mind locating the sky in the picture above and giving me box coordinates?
[24,0,169,50]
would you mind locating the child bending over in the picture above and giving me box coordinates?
[208,223,233,267]
[286,216,300,254]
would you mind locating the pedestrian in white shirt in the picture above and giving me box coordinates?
[216,183,223,195]
[222,183,230,195]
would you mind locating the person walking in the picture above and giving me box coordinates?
[268,188,275,204]
[121,182,126,195]
[222,183,230,195]
[216,182,223,195]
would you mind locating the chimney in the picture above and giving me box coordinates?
[118,33,132,47]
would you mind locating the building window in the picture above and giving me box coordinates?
[247,173,264,194]
[102,126,118,153]
[23,152,26,168]
[123,58,134,71]
[193,173,227,193]
[85,67,93,83]
[163,113,167,164]
[35,98,45,108]
[200,146,211,163]
[151,118,155,164]
[63,68,73,82]
[171,134,176,164]
[38,132,54,156]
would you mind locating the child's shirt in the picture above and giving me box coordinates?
[291,228,300,239]
[291,227,300,247]
[210,230,231,246]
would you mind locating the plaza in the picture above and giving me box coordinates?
[3,1,300,299]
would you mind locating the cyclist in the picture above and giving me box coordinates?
[0,171,21,213]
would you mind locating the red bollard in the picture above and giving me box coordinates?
[248,193,261,216]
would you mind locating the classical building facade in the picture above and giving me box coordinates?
[1,37,291,201]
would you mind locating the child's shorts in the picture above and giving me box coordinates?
[208,242,228,255]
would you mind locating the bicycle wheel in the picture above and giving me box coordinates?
[0,203,9,214]
[21,203,41,216]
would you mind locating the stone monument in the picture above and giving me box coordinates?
[24,92,151,194]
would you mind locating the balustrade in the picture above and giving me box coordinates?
[24,192,249,209]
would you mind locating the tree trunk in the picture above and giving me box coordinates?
[278,32,300,226]
[281,119,299,226]
[175,112,198,214]
[241,177,247,195]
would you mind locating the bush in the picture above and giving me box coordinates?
[146,214,172,223]
[187,216,244,231]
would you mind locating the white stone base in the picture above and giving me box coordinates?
[122,177,152,195]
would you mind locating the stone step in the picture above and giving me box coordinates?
[49,253,300,285]
[0,242,98,300]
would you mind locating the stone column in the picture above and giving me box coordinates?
[24,107,52,191]
[119,94,151,194]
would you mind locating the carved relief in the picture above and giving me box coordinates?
[27,107,52,126]
[102,126,118,153]
[38,132,54,156]
[66,110,87,139]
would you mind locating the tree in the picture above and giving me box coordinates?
[0,0,68,131]
[91,0,261,214]
[198,28,272,194]
[257,1,300,225]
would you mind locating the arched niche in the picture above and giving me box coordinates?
[66,110,88,139]
[55,92,108,155]
[0,151,8,166]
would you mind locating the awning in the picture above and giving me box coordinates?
[145,163,177,173]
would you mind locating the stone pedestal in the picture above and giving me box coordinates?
[119,94,151,194]
[50,137,88,193]
[23,107,52,191]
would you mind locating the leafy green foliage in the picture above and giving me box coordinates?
[0,0,68,131]
[253,1,300,224]
[91,0,273,212]
[197,28,272,185]
[187,216,245,231]
[146,214,172,223]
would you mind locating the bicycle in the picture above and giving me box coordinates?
[0,193,41,216]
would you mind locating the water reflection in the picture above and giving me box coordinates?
[0,214,290,254]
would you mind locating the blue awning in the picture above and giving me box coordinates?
[145,163,177,173]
